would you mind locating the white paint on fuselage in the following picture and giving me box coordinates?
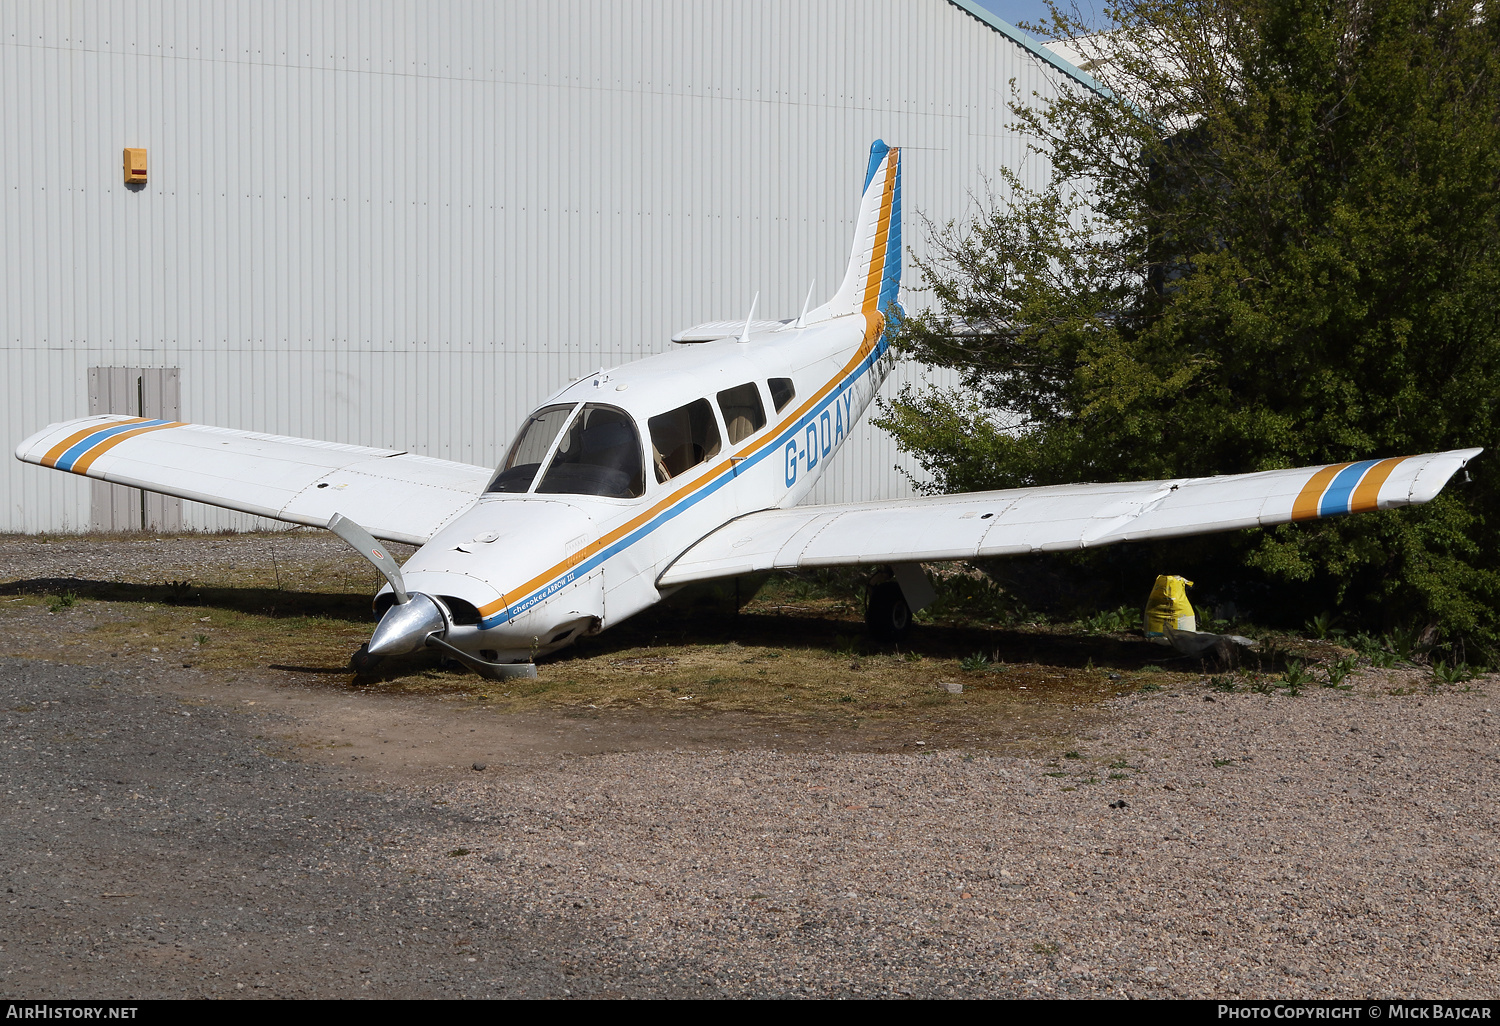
[384,310,893,661]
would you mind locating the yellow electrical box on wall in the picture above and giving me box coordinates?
[123,148,147,184]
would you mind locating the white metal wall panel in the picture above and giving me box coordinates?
[1,0,1081,532]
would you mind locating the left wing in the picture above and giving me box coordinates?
[658,449,1482,586]
[15,415,490,544]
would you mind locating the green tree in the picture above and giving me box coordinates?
[883,0,1500,639]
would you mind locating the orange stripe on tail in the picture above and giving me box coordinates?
[860,152,898,313]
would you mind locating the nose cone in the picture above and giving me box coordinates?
[367,592,447,656]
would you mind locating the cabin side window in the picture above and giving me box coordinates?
[648,398,722,482]
[716,382,766,445]
[488,404,575,493]
[768,377,796,413]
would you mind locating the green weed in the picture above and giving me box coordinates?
[1081,605,1140,634]
[1323,655,1357,689]
[1280,659,1314,694]
[1432,660,1475,686]
[1306,612,1345,640]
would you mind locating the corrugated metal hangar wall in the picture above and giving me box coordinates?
[1,0,1088,533]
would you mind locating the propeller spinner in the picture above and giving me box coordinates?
[327,512,536,680]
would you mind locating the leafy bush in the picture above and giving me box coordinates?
[879,0,1500,646]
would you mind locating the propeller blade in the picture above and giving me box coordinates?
[427,635,538,680]
[327,512,410,604]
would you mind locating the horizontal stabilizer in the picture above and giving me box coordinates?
[672,319,790,343]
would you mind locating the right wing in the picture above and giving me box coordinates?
[659,449,1482,585]
[15,415,490,544]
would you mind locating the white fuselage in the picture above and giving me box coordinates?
[390,309,893,661]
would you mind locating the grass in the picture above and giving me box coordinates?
[0,563,1176,752]
[16,537,1462,751]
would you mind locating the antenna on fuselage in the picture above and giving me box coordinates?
[737,292,760,344]
[793,279,816,329]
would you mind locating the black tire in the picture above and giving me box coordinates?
[865,580,912,641]
[348,644,383,677]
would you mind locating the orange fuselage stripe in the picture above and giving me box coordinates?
[1348,457,1407,514]
[1291,463,1350,521]
[71,422,185,474]
[41,418,150,468]
[478,315,888,618]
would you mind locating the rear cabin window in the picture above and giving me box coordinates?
[768,377,796,413]
[716,382,766,445]
[648,398,722,482]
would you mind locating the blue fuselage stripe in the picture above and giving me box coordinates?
[479,333,891,628]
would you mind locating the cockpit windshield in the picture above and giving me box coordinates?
[487,403,645,499]
[489,405,574,494]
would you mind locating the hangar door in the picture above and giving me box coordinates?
[87,367,182,532]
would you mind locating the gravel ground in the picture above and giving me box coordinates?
[391,681,1500,998]
[3,533,1498,998]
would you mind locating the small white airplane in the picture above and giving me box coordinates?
[16,142,1482,679]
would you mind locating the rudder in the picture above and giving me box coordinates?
[820,141,901,321]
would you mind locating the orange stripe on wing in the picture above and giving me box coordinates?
[41,418,150,468]
[71,422,185,474]
[1291,463,1349,521]
[860,153,898,313]
[1348,456,1407,514]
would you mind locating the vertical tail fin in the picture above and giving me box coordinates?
[818,141,901,322]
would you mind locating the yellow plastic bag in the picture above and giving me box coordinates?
[1145,575,1196,636]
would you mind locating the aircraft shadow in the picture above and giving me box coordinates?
[0,577,375,622]
[553,602,1244,674]
[3,576,1274,677]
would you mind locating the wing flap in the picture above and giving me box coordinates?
[658,449,1482,586]
[15,415,490,544]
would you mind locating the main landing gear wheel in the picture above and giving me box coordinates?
[865,580,912,641]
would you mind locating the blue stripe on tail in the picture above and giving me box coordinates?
[878,148,901,317]
[863,139,891,194]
